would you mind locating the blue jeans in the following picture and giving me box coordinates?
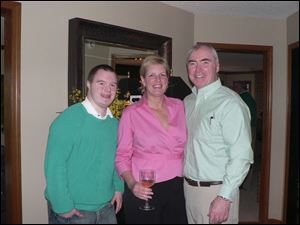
[48,202,117,224]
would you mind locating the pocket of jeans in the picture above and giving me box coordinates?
[55,213,71,224]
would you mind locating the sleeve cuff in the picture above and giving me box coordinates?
[218,184,238,201]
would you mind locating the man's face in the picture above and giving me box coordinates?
[187,47,219,89]
[87,69,118,109]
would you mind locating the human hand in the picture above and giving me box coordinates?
[131,182,153,201]
[59,208,83,219]
[208,196,231,224]
[110,191,123,213]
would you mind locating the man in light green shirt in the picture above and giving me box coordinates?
[183,43,253,224]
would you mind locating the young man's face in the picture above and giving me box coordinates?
[87,69,118,109]
[187,47,219,89]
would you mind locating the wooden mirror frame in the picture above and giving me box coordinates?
[68,17,172,105]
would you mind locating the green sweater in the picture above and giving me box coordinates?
[44,103,124,213]
[240,92,257,127]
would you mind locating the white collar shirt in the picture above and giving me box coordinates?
[82,98,113,120]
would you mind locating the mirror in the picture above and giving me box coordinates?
[84,40,157,97]
[68,17,172,105]
[85,39,157,79]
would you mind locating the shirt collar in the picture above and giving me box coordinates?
[82,98,113,120]
[137,94,169,108]
[192,78,222,100]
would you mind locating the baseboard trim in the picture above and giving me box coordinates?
[267,219,284,224]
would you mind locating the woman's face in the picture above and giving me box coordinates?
[141,64,168,98]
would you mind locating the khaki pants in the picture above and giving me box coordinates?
[184,180,239,224]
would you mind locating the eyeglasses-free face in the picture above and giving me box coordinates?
[141,64,169,97]
[187,47,219,89]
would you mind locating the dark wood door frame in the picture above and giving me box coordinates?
[283,41,299,223]
[210,43,272,224]
[1,1,22,224]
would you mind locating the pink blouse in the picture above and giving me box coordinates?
[115,95,187,183]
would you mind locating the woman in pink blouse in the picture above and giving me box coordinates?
[115,55,188,224]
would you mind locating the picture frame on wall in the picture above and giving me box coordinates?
[233,80,251,93]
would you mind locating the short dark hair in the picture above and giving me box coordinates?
[87,64,116,82]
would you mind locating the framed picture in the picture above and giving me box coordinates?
[130,95,142,104]
[233,80,251,93]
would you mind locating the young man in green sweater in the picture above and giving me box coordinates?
[44,64,123,224]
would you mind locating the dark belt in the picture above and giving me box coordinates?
[184,177,223,187]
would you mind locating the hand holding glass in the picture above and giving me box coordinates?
[139,169,155,211]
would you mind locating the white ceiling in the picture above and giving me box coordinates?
[161,1,299,19]
[160,1,298,72]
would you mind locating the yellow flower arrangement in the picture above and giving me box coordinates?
[109,89,131,119]
[69,88,85,104]
[68,88,130,119]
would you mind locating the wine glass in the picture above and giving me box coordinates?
[139,169,156,211]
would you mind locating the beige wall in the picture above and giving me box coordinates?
[20,1,299,223]
[287,11,299,44]
[193,13,298,221]
[20,1,193,223]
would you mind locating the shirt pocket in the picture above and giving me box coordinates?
[196,114,222,142]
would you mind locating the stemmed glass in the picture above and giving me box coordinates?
[139,169,156,211]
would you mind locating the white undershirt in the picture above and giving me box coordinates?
[81,98,113,120]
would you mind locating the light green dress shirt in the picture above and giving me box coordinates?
[184,79,253,200]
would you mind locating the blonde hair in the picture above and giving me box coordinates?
[140,55,170,78]
[139,55,170,93]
